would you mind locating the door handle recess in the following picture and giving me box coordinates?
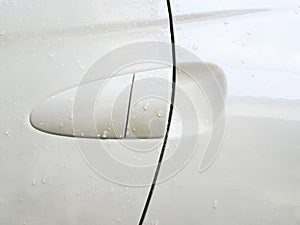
[30,62,226,139]
[30,68,172,139]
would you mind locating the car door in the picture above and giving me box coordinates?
[0,1,175,224]
[143,0,300,225]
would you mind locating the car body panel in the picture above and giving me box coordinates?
[0,0,300,224]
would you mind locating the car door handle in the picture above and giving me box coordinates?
[30,62,226,139]
[30,68,172,139]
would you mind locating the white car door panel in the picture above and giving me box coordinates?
[144,1,300,225]
[1,0,300,224]
[0,1,173,224]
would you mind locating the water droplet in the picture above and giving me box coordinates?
[49,52,55,59]
[31,179,36,186]
[131,127,136,132]
[102,130,108,138]
[212,200,218,209]
[59,123,64,128]
[0,31,6,37]
[4,129,10,136]
[41,176,47,184]
[143,102,150,111]
[192,45,198,51]
[157,111,162,117]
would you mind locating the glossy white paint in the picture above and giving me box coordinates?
[0,1,300,225]
[143,2,300,225]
